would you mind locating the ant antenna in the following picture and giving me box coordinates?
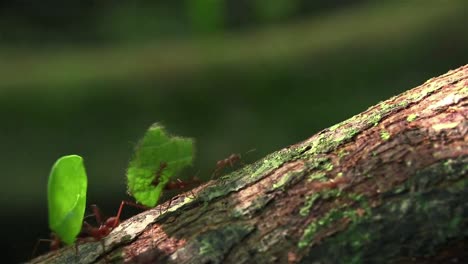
[111,201,149,228]
[31,233,61,259]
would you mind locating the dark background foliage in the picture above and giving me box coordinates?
[1,0,466,262]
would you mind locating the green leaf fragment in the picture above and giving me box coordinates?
[48,155,87,245]
[127,123,194,207]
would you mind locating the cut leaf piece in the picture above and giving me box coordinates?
[48,155,88,245]
[127,123,194,207]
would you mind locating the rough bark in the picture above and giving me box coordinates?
[30,65,468,264]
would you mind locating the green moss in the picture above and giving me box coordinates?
[272,173,291,190]
[408,84,441,101]
[347,193,363,202]
[199,237,216,255]
[196,225,254,259]
[393,185,407,194]
[307,134,334,155]
[338,150,348,158]
[299,208,359,248]
[120,234,132,243]
[460,86,468,95]
[347,128,359,138]
[298,209,338,248]
[302,158,467,263]
[321,189,342,199]
[250,154,285,179]
[297,189,373,248]
[299,193,321,216]
[308,172,327,182]
[205,185,230,200]
[271,166,304,190]
[378,102,397,112]
[443,159,455,173]
[406,114,418,122]
[368,113,382,126]
[329,123,340,131]
[451,178,467,191]
[322,162,334,171]
[398,101,409,107]
[335,128,359,143]
[380,130,390,141]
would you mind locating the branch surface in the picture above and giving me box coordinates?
[31,65,468,264]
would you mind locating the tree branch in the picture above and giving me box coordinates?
[31,65,468,264]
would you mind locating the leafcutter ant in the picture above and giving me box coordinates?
[212,149,256,178]
[151,162,201,194]
[31,233,61,259]
[212,153,243,178]
[32,201,147,259]
[151,162,201,212]
[81,201,148,241]
[165,177,201,199]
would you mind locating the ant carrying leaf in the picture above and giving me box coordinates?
[34,155,148,258]
[78,201,146,252]
[33,155,88,256]
[126,123,195,207]
[34,124,195,258]
[48,155,88,245]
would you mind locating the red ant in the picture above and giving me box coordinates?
[80,201,147,242]
[165,177,200,191]
[32,201,147,259]
[31,233,62,258]
[162,176,202,211]
[151,162,201,193]
[212,153,243,178]
[151,162,201,211]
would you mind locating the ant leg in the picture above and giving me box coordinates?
[74,237,87,256]
[164,194,182,213]
[74,241,79,256]
[83,212,97,221]
[111,201,149,228]
[165,197,175,212]
[211,167,222,179]
[157,203,163,215]
[81,221,93,234]
[31,238,54,259]
[31,233,61,259]
[90,204,105,225]
[73,236,95,257]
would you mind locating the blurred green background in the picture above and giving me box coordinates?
[1,0,467,261]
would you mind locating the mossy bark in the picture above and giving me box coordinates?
[30,65,468,264]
